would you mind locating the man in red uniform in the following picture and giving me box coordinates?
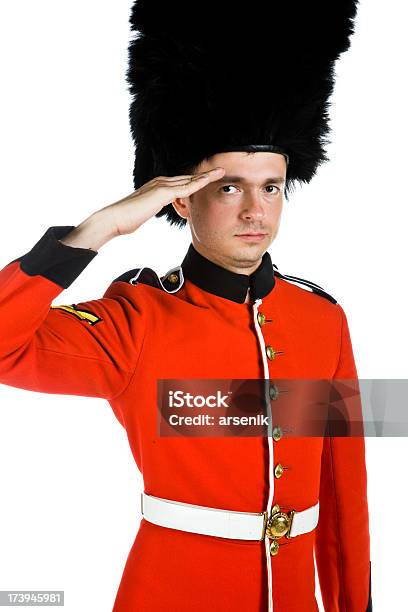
[0,0,372,610]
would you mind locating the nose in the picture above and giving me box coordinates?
[239,192,266,221]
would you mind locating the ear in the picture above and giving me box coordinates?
[172,196,190,221]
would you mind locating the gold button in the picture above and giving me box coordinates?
[257,312,266,326]
[274,463,284,479]
[266,346,284,361]
[266,346,275,360]
[167,273,179,284]
[272,426,283,441]
[270,540,279,556]
[269,383,279,401]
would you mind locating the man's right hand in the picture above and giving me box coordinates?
[59,168,225,251]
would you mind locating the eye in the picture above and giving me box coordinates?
[265,185,280,194]
[220,185,239,194]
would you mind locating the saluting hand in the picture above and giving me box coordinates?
[59,167,225,251]
[106,167,225,237]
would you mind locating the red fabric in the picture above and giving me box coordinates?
[0,261,370,611]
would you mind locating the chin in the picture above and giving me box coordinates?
[232,243,264,259]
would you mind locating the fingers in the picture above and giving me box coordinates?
[171,171,225,197]
[170,168,226,190]
[154,168,225,184]
[191,168,225,181]
[133,168,225,203]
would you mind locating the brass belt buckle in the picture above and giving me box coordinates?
[261,504,295,540]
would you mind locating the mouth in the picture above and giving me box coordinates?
[235,232,267,241]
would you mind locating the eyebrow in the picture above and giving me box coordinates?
[213,175,286,185]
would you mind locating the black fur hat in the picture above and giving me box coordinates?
[126,0,359,228]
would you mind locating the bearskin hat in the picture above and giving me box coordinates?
[126,0,359,228]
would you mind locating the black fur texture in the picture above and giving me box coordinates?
[126,0,359,228]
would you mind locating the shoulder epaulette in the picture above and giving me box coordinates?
[272,264,337,304]
[113,265,184,294]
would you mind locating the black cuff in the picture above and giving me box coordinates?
[8,226,98,289]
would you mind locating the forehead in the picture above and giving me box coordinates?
[197,150,287,178]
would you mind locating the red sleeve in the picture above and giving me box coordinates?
[0,226,146,403]
[314,303,372,611]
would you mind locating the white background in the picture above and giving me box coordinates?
[0,1,406,610]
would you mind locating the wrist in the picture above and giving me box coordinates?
[58,209,119,251]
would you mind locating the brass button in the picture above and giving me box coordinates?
[269,383,279,401]
[257,312,266,326]
[270,540,279,556]
[274,463,284,479]
[272,426,283,442]
[266,346,283,360]
[266,346,275,360]
[167,273,179,284]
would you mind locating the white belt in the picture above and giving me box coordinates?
[141,492,319,541]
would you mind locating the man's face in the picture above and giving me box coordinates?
[172,151,287,273]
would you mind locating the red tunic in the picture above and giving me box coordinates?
[0,226,372,611]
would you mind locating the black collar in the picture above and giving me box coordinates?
[181,243,275,303]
